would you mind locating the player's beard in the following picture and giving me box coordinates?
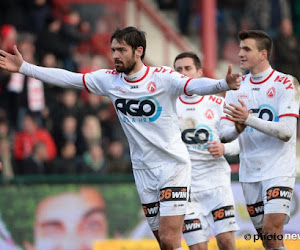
[115,55,136,75]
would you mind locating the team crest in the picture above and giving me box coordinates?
[266,87,276,98]
[205,109,214,119]
[147,81,156,93]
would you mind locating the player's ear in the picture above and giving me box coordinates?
[261,49,268,61]
[135,46,143,59]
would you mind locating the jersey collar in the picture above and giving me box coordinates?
[123,64,149,83]
[250,67,275,84]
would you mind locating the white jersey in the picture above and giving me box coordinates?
[176,95,231,191]
[224,67,299,182]
[84,65,193,169]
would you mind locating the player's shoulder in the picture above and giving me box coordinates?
[89,68,121,79]
[272,70,295,91]
[150,65,180,77]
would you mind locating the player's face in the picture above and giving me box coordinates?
[174,57,202,78]
[34,191,107,250]
[238,38,265,73]
[111,39,137,75]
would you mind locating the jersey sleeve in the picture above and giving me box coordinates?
[162,66,229,97]
[278,75,300,118]
[82,69,111,96]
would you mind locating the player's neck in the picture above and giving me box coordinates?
[250,61,270,75]
[124,62,147,82]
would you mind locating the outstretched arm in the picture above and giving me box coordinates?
[0,45,84,89]
[185,65,242,96]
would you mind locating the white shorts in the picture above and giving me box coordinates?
[242,176,295,229]
[133,163,191,231]
[183,185,239,246]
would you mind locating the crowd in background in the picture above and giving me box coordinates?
[0,0,300,180]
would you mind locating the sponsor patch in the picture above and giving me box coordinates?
[182,219,202,233]
[160,187,187,202]
[247,201,264,217]
[212,205,235,221]
[142,202,159,217]
[267,186,293,201]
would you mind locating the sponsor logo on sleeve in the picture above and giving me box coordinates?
[212,205,235,221]
[160,187,187,202]
[266,187,293,201]
[142,202,160,217]
[182,219,202,233]
[247,201,264,217]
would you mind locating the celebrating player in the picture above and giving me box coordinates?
[220,30,300,249]
[174,52,239,250]
[0,26,241,250]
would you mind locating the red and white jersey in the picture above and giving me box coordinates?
[176,95,231,191]
[83,65,192,169]
[223,67,299,182]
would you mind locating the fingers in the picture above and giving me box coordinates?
[228,65,232,75]
[0,49,10,57]
[238,99,246,107]
[13,45,21,56]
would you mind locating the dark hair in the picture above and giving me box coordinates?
[173,52,202,70]
[111,26,146,60]
[238,30,272,60]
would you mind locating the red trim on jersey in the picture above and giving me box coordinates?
[82,74,91,93]
[279,113,299,118]
[124,66,150,83]
[250,69,275,84]
[221,116,234,122]
[179,96,204,104]
[184,78,193,96]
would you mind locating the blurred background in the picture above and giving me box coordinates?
[0,0,300,249]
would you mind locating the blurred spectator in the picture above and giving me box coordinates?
[273,18,300,80]
[79,115,102,154]
[177,0,191,35]
[106,140,131,174]
[21,141,48,175]
[243,0,292,38]
[60,10,92,71]
[217,0,245,58]
[0,138,16,180]
[26,0,51,34]
[53,114,82,156]
[13,113,57,165]
[0,1,27,31]
[50,141,81,174]
[0,24,17,54]
[80,143,107,174]
[292,0,300,39]
[51,89,83,139]
[7,35,45,130]
[35,17,70,64]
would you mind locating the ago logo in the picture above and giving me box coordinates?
[251,104,278,121]
[182,124,213,151]
[115,96,162,123]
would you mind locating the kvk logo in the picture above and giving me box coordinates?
[205,109,214,119]
[147,81,156,93]
[267,87,276,98]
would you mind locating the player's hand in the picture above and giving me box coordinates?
[206,141,225,158]
[235,121,247,134]
[0,45,24,72]
[224,99,249,124]
[225,64,242,90]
